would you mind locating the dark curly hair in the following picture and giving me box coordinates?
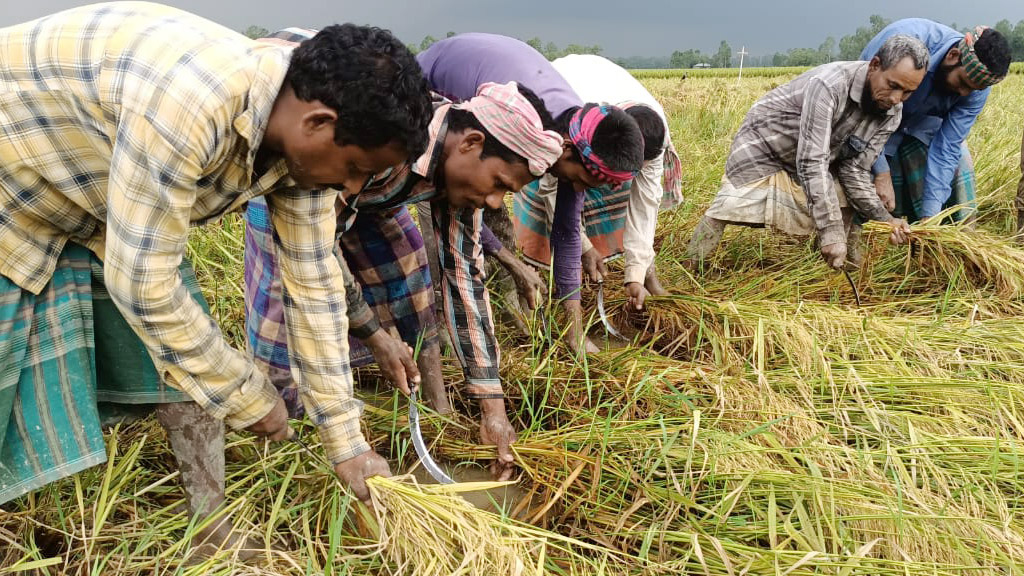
[592,107,644,172]
[974,28,1011,78]
[553,105,644,173]
[285,24,433,160]
[625,105,666,161]
[446,84,553,166]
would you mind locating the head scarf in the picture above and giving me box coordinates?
[453,82,564,176]
[959,26,1005,88]
[568,104,638,187]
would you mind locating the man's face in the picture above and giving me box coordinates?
[282,111,407,192]
[549,145,604,191]
[936,60,984,97]
[865,56,927,114]
[442,130,534,210]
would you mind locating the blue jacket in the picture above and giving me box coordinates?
[861,18,989,218]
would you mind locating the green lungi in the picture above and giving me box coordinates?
[0,243,207,505]
[889,137,976,223]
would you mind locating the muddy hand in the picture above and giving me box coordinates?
[334,451,392,504]
[365,328,419,396]
[819,242,847,270]
[888,218,911,245]
[563,300,599,354]
[581,248,607,283]
[510,260,547,310]
[625,282,650,310]
[246,396,293,442]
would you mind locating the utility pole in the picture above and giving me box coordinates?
[737,45,749,81]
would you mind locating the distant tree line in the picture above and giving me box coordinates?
[662,16,1024,69]
[241,16,1024,68]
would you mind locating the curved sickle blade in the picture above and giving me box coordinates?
[408,389,455,484]
[842,269,862,308]
[597,283,626,340]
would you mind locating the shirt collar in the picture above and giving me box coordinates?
[232,44,293,185]
[411,104,450,182]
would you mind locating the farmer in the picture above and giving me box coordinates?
[687,35,926,269]
[417,33,645,353]
[0,2,432,557]
[862,20,1010,229]
[484,54,684,311]
[245,29,565,487]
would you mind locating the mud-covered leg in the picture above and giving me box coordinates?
[686,215,727,262]
[416,340,451,414]
[155,401,258,560]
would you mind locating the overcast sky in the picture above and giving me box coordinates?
[4,1,1024,57]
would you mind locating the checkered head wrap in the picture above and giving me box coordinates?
[453,82,564,176]
[959,26,1006,88]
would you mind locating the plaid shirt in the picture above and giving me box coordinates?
[0,3,367,463]
[726,61,900,247]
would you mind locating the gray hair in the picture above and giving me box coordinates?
[875,34,930,71]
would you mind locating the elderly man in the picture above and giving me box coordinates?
[484,54,683,311]
[0,2,432,556]
[246,29,565,486]
[687,35,927,269]
[863,20,1010,229]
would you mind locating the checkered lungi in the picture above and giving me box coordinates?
[512,179,634,266]
[244,198,436,417]
[889,137,976,223]
[704,170,848,236]
[1,244,204,505]
[338,207,438,365]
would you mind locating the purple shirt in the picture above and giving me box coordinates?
[418,34,586,300]
[417,33,582,119]
[551,180,583,298]
[480,222,505,256]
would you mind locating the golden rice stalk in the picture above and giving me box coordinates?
[365,475,625,576]
[863,219,1024,299]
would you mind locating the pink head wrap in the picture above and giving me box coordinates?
[453,82,564,176]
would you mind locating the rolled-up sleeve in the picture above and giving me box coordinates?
[839,112,900,223]
[623,156,664,285]
[796,78,845,248]
[432,200,503,398]
[267,187,370,464]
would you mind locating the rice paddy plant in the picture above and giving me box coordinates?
[4,69,1024,576]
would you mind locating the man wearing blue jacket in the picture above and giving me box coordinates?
[861,19,1010,225]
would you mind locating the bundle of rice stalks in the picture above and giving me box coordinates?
[365,475,625,576]
[863,220,1024,299]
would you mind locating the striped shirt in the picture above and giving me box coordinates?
[726,61,900,247]
[0,3,365,463]
[353,109,502,394]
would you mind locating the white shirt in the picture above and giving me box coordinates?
[551,54,670,285]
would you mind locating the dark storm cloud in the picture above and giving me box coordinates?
[3,0,1022,57]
